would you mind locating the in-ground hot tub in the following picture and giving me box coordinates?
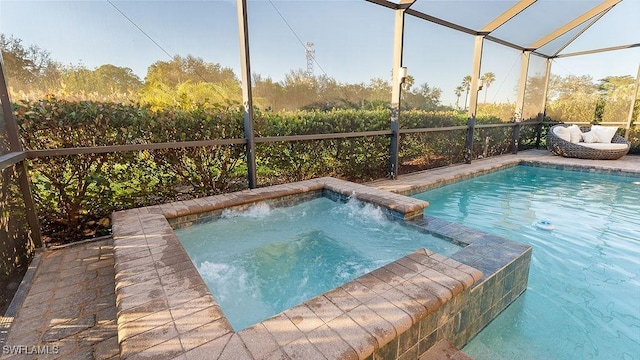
[173,191,462,332]
[112,177,531,359]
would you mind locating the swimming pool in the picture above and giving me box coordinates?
[175,195,461,331]
[412,165,640,359]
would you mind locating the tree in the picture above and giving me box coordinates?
[522,75,547,120]
[368,78,391,102]
[0,34,60,96]
[403,82,442,111]
[596,75,636,122]
[253,74,284,111]
[279,69,321,110]
[402,75,415,91]
[546,74,600,122]
[144,55,237,86]
[454,86,464,110]
[139,55,241,109]
[547,74,598,101]
[461,75,472,110]
[480,72,495,103]
[59,64,142,98]
[94,65,143,93]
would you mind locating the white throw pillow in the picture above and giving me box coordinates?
[553,126,571,142]
[591,125,618,143]
[567,125,583,143]
[582,130,600,143]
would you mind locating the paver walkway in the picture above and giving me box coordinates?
[1,239,118,360]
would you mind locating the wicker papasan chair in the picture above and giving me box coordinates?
[547,124,630,160]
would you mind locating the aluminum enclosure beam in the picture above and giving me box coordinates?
[625,64,640,140]
[528,0,621,50]
[388,7,407,179]
[0,61,22,153]
[364,0,541,56]
[397,0,416,10]
[554,43,640,58]
[550,12,606,57]
[236,0,257,189]
[480,0,537,33]
[364,0,397,11]
[404,8,477,37]
[0,51,42,247]
[0,152,26,171]
[541,58,552,117]
[26,139,248,158]
[509,51,531,154]
[514,51,531,121]
[463,36,484,164]
[403,7,535,55]
[467,36,484,118]
[540,59,552,114]
[534,58,553,147]
[365,0,633,61]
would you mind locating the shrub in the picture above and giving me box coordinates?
[14,100,540,243]
[16,98,245,242]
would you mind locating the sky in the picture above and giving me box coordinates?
[0,0,639,107]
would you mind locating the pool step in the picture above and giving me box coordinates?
[419,339,474,360]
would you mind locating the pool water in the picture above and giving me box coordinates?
[413,165,640,360]
[175,196,461,331]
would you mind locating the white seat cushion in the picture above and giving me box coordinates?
[591,125,618,143]
[553,126,571,142]
[581,130,600,143]
[567,125,583,143]
[576,142,629,150]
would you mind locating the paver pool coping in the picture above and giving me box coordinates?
[111,177,488,360]
[368,151,640,196]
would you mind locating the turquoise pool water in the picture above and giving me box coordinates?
[175,196,461,331]
[413,165,640,360]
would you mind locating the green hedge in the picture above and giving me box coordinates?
[14,99,538,243]
[17,99,246,240]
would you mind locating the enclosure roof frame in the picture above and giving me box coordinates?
[527,0,621,50]
[365,0,634,59]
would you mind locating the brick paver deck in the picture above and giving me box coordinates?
[1,239,118,360]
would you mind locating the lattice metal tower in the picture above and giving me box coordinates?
[305,42,315,77]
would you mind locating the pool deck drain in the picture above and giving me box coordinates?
[1,149,638,360]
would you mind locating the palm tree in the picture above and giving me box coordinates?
[402,75,415,91]
[480,72,495,103]
[461,75,472,110]
[454,85,464,110]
